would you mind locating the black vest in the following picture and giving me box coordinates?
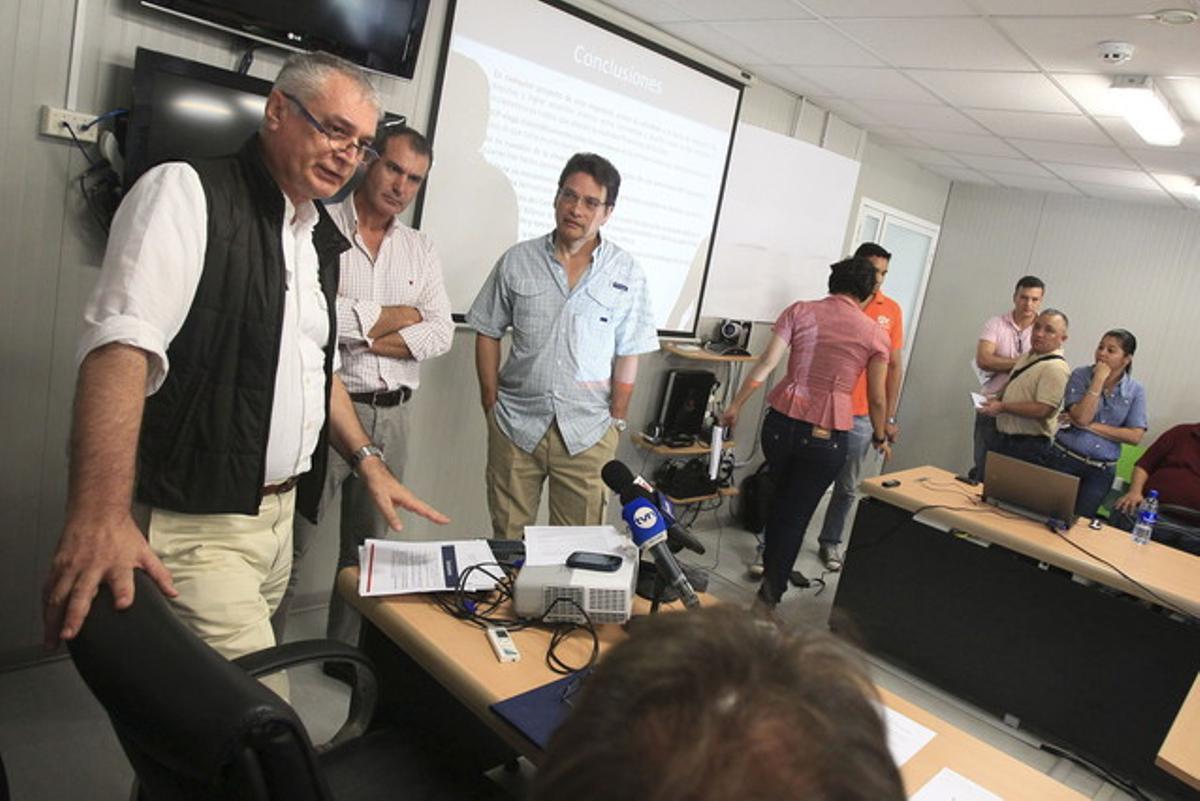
[136,137,349,523]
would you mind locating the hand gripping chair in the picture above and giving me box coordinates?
[68,570,505,801]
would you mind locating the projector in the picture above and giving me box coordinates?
[513,553,638,624]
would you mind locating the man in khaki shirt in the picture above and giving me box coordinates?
[979,309,1070,467]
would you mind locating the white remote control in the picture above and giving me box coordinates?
[486,626,521,663]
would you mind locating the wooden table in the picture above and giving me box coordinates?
[1159,673,1200,791]
[832,466,1200,800]
[338,567,1085,798]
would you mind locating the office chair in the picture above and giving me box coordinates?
[68,570,504,801]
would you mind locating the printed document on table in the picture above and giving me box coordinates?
[523,525,632,567]
[882,705,936,767]
[357,539,498,596]
[910,768,1002,801]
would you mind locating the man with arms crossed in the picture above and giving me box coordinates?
[979,309,1071,467]
[970,276,1045,480]
[276,124,452,644]
[468,153,658,539]
[43,54,447,670]
[813,242,902,572]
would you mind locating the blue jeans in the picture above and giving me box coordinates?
[1041,445,1115,519]
[758,410,849,604]
[818,414,874,547]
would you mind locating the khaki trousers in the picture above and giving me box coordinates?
[148,490,295,697]
[485,412,618,540]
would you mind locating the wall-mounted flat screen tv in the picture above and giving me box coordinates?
[141,0,431,80]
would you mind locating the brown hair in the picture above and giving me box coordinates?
[530,606,904,801]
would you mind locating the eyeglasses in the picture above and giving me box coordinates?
[282,92,378,163]
[557,186,609,213]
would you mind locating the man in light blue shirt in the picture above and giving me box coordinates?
[468,153,659,539]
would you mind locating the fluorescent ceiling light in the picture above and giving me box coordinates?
[1109,76,1184,146]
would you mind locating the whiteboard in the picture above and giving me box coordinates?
[702,124,861,323]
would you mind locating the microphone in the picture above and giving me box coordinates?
[619,496,700,610]
[600,461,706,555]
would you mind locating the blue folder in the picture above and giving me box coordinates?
[489,671,590,751]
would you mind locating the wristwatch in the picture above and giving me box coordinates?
[887,416,898,425]
[872,434,888,446]
[350,444,385,475]
[612,418,628,432]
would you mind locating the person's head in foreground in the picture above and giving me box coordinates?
[529,606,905,801]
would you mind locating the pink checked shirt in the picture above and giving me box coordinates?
[766,294,890,431]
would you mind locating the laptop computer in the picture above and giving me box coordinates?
[982,451,1079,526]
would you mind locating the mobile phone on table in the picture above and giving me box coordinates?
[566,551,623,572]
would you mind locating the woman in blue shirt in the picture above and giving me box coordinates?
[1047,329,1148,518]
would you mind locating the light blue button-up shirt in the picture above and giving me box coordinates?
[467,232,659,455]
[1055,366,1148,463]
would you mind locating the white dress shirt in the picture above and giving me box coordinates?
[77,162,333,485]
[327,197,453,394]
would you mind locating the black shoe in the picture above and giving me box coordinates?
[788,570,810,588]
[322,660,356,686]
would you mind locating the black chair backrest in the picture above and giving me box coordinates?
[68,571,331,801]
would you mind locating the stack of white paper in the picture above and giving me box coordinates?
[910,768,1003,801]
[522,525,632,567]
[882,705,936,767]
[357,538,499,597]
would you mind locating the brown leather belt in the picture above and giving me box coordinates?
[262,476,299,496]
[349,387,411,407]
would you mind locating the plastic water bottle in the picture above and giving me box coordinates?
[1131,490,1159,545]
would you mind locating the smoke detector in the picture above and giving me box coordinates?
[1098,41,1135,64]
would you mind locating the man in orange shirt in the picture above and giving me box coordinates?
[815,242,902,571]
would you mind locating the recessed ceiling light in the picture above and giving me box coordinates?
[1109,76,1184,147]
[1133,8,1198,25]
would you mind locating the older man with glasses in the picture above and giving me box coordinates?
[468,153,659,539]
[43,52,447,679]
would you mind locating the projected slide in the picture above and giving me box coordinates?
[418,0,741,334]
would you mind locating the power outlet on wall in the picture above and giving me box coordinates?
[39,105,99,143]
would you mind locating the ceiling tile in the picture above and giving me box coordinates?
[909,130,1024,156]
[1051,73,1124,117]
[597,0,694,23]
[1006,139,1138,167]
[709,19,883,65]
[953,153,1054,176]
[797,0,979,16]
[744,64,835,96]
[656,21,771,66]
[838,99,985,132]
[830,18,1035,70]
[808,97,887,127]
[787,66,941,103]
[995,17,1200,75]
[973,0,1173,14]
[985,172,1081,194]
[963,109,1110,143]
[1073,181,1178,206]
[889,146,970,167]
[926,165,999,184]
[1042,162,1159,188]
[1126,148,1200,174]
[867,127,939,148]
[661,0,815,22]
[908,70,1078,112]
